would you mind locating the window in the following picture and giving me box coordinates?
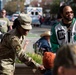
[35,12,38,15]
[31,12,34,15]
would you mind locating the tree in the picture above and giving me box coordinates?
[4,0,25,15]
[49,0,60,14]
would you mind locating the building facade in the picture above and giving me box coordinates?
[0,0,12,11]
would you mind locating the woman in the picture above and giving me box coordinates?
[0,13,44,75]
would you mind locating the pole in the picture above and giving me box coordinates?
[0,0,3,11]
[17,0,20,14]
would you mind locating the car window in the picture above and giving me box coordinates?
[31,12,34,15]
[13,15,18,17]
[35,12,38,15]
[12,13,19,16]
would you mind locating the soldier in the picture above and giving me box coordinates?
[0,13,44,75]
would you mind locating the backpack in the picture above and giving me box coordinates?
[33,37,51,55]
[33,39,42,55]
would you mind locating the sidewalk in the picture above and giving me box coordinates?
[41,24,51,28]
[25,35,40,53]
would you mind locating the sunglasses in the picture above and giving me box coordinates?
[65,11,74,15]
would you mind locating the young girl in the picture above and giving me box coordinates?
[43,52,55,75]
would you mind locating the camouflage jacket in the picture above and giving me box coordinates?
[0,28,40,75]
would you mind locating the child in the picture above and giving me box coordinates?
[43,52,55,75]
[33,30,52,55]
[53,44,76,75]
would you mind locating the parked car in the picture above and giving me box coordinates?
[6,15,12,21]
[11,14,19,22]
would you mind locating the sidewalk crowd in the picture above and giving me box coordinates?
[0,4,76,75]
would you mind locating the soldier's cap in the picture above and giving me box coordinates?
[40,30,51,37]
[18,13,32,30]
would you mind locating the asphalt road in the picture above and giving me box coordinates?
[25,25,51,53]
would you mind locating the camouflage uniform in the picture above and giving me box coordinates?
[0,28,40,75]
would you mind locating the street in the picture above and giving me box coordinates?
[25,25,51,53]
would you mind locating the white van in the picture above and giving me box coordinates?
[26,7,43,26]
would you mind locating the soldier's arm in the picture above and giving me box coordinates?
[10,36,43,68]
[17,51,41,68]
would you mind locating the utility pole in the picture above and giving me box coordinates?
[0,0,3,11]
[38,0,42,7]
[17,0,20,14]
[24,0,31,13]
[60,0,65,6]
[24,0,31,5]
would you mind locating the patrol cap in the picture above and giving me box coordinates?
[18,13,32,30]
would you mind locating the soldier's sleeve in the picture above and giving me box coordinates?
[1,34,22,54]
[17,51,41,68]
[1,33,22,54]
[10,35,41,68]
[50,25,60,53]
